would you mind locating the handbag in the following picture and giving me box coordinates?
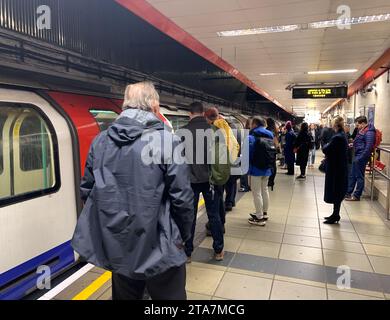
[319,158,327,173]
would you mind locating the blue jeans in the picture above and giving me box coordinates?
[347,158,368,199]
[225,176,239,207]
[185,182,224,256]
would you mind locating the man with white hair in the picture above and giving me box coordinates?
[72,81,194,300]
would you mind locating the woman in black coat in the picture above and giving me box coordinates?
[294,122,312,180]
[323,117,348,224]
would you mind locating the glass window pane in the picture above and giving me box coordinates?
[90,109,118,132]
[0,114,6,175]
[165,115,189,131]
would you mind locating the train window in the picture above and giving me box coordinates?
[0,114,6,174]
[164,115,189,131]
[0,104,60,205]
[19,114,52,172]
[90,110,118,132]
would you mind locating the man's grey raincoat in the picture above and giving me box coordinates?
[71,108,194,280]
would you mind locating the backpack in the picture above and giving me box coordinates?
[252,132,277,170]
[373,129,382,150]
[209,125,231,186]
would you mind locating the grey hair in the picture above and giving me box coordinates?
[122,81,160,111]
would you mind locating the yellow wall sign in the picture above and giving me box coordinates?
[293,86,348,99]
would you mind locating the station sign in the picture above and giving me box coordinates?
[292,86,348,99]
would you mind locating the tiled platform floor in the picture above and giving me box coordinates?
[187,166,390,300]
[51,164,390,300]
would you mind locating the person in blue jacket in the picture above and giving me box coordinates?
[284,121,296,175]
[345,116,376,201]
[247,116,274,226]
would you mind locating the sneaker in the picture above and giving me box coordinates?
[262,213,269,221]
[214,251,224,261]
[296,175,306,180]
[225,204,233,212]
[186,256,192,264]
[345,196,360,201]
[248,216,266,226]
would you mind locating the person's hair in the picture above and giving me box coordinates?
[252,116,266,128]
[300,122,309,132]
[245,117,252,129]
[204,107,219,121]
[189,102,204,114]
[333,116,345,132]
[266,117,275,129]
[122,81,159,111]
[285,121,292,131]
[355,116,368,124]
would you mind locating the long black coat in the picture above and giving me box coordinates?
[72,108,194,280]
[294,131,311,166]
[323,131,348,204]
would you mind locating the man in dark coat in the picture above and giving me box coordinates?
[71,81,194,300]
[294,122,311,180]
[284,121,296,175]
[323,117,348,224]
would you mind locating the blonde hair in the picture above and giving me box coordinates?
[333,116,345,132]
[122,81,159,111]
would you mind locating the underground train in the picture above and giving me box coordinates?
[0,85,262,300]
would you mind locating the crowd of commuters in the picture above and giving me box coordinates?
[71,81,380,300]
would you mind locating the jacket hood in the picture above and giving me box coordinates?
[108,108,165,146]
[251,126,273,138]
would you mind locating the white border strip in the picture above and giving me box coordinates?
[38,263,95,300]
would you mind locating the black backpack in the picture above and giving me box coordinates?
[252,132,277,170]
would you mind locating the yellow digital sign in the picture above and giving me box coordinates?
[292,86,348,99]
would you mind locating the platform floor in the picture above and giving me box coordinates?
[42,165,390,300]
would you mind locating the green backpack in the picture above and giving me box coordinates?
[209,125,231,186]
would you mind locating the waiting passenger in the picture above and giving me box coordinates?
[308,123,320,168]
[294,122,312,180]
[284,121,296,175]
[323,117,349,224]
[266,117,279,191]
[345,116,376,201]
[203,107,239,261]
[247,116,275,226]
[71,81,194,300]
[176,102,218,263]
[239,117,252,192]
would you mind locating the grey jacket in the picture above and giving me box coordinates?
[71,108,194,280]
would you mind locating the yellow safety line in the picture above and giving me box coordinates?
[71,199,204,300]
[72,271,112,300]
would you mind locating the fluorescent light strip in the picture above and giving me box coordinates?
[218,13,390,36]
[217,24,299,37]
[309,13,390,29]
[308,69,357,75]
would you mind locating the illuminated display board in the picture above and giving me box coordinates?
[293,86,348,99]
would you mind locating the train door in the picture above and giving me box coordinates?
[0,89,77,300]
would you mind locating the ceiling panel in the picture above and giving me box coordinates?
[146,0,390,113]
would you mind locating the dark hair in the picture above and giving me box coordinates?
[300,122,309,132]
[189,102,204,114]
[334,116,345,132]
[355,116,368,124]
[244,117,252,129]
[252,116,266,128]
[266,117,275,129]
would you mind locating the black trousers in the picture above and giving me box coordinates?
[287,163,294,175]
[112,264,186,300]
[333,201,342,218]
[300,164,306,176]
[268,162,277,187]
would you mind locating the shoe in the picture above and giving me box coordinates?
[296,175,306,180]
[214,251,224,261]
[324,215,333,220]
[268,185,274,191]
[248,216,266,226]
[262,213,269,221]
[239,188,249,192]
[186,256,192,264]
[225,204,233,212]
[345,196,360,201]
[323,216,340,224]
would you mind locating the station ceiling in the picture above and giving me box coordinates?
[145,0,390,114]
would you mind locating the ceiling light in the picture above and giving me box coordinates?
[259,73,281,76]
[217,24,300,37]
[307,69,358,75]
[309,13,390,29]
[217,13,390,37]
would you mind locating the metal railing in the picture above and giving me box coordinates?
[370,145,390,220]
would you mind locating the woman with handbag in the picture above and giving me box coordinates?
[294,123,312,180]
[322,117,348,224]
